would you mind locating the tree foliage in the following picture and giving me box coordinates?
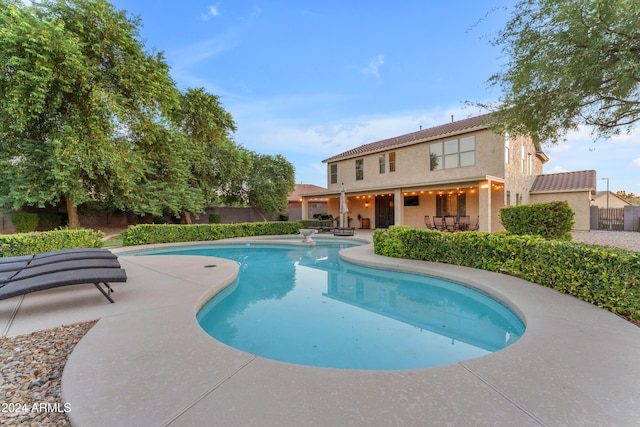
[0,0,295,225]
[481,0,640,145]
[176,88,238,206]
[246,154,295,217]
[0,0,187,225]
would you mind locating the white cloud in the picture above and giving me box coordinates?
[168,28,241,71]
[202,5,220,21]
[633,157,640,168]
[230,96,480,157]
[361,54,385,82]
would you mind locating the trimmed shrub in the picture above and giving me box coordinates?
[10,213,39,233]
[373,226,640,321]
[0,228,105,257]
[209,213,222,223]
[500,200,575,240]
[121,222,301,246]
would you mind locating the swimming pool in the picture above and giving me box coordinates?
[133,240,524,370]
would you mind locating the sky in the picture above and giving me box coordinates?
[109,0,640,194]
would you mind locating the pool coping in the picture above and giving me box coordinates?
[51,236,640,425]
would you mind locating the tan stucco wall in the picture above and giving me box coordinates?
[530,192,592,231]
[325,129,505,193]
[503,134,543,206]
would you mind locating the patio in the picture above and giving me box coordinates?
[1,232,639,426]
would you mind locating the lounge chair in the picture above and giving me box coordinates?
[0,267,126,303]
[0,250,126,303]
[0,248,116,265]
[7,258,122,281]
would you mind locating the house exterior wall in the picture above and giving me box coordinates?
[325,129,507,193]
[503,134,543,207]
[529,192,592,231]
[321,126,540,232]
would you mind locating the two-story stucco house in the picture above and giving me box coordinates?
[300,113,550,232]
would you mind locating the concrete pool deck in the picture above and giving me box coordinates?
[1,232,639,426]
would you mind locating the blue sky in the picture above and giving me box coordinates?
[110,0,640,194]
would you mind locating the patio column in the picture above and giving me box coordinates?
[479,180,492,232]
[301,197,309,220]
[394,189,403,226]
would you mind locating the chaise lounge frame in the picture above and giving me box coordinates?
[0,248,126,303]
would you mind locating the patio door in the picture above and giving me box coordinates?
[375,194,394,228]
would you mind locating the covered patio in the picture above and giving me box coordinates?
[301,178,505,232]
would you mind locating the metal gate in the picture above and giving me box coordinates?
[598,208,624,231]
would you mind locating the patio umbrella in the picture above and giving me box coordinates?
[340,183,348,228]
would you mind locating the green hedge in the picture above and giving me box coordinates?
[500,200,575,240]
[10,213,39,233]
[122,222,302,246]
[374,227,640,320]
[0,228,105,257]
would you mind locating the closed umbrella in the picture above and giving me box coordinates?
[340,183,348,228]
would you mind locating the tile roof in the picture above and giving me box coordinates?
[530,170,597,193]
[322,113,492,163]
[288,183,328,201]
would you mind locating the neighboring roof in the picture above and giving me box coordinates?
[592,191,631,206]
[530,170,597,193]
[323,113,492,163]
[288,184,328,202]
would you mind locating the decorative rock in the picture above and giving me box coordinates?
[0,320,97,426]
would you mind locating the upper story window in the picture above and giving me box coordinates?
[379,154,385,174]
[505,134,510,164]
[528,153,533,176]
[389,152,396,172]
[521,146,525,173]
[430,136,475,171]
[330,164,337,184]
[355,159,364,181]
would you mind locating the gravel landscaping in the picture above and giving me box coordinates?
[571,230,640,252]
[0,321,96,426]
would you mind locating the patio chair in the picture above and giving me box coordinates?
[470,216,480,231]
[457,216,471,231]
[424,216,435,229]
[433,216,445,231]
[444,216,457,232]
[0,267,126,303]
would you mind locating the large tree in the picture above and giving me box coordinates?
[176,88,237,221]
[0,0,199,226]
[246,153,295,219]
[482,0,640,145]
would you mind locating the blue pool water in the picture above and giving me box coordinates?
[134,240,525,370]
